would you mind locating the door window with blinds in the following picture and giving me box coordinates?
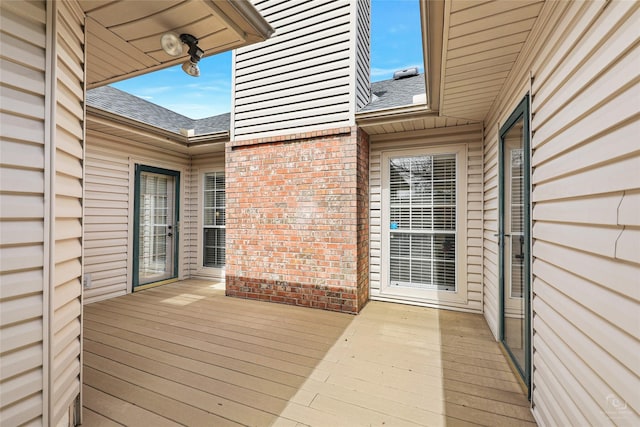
[133,165,180,289]
[203,172,225,267]
[382,146,466,300]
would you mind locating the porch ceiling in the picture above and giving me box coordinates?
[80,0,273,88]
[435,0,544,121]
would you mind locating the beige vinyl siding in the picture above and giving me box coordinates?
[83,147,130,303]
[189,151,226,279]
[232,0,366,140]
[49,1,85,424]
[369,123,483,312]
[83,128,191,304]
[481,0,639,424]
[0,2,47,425]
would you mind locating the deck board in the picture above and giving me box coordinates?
[82,279,536,426]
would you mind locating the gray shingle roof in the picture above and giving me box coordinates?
[87,74,424,134]
[359,73,426,112]
[193,113,231,134]
[86,86,229,136]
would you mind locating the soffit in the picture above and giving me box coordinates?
[356,107,476,136]
[438,0,544,121]
[80,0,273,88]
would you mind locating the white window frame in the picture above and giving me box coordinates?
[380,144,468,304]
[196,169,226,278]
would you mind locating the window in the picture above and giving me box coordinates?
[388,153,457,291]
[203,172,225,267]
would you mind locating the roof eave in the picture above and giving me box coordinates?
[420,0,444,113]
[87,106,188,145]
[188,131,230,146]
[87,105,232,150]
[220,0,275,41]
[355,104,437,127]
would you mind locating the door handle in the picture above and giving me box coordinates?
[167,232,173,237]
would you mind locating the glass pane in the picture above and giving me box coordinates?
[389,232,455,290]
[503,119,526,374]
[204,191,215,208]
[203,171,225,267]
[388,153,457,292]
[216,191,225,207]
[389,154,456,231]
[203,208,215,226]
[204,228,225,267]
[511,236,524,298]
[215,209,226,226]
[138,172,174,284]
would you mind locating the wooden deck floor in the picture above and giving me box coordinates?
[81,279,536,426]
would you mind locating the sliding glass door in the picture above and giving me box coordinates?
[499,95,531,396]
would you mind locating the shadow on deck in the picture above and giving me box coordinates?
[81,279,535,426]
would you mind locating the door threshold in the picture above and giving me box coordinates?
[134,278,179,291]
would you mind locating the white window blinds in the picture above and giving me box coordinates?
[203,172,225,267]
[388,154,457,291]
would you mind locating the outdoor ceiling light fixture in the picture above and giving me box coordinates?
[161,32,204,77]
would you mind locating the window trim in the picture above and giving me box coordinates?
[196,168,226,277]
[380,144,468,304]
[132,164,181,289]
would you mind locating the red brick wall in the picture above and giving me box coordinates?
[356,128,370,311]
[225,127,369,314]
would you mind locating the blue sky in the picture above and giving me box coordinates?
[111,0,423,119]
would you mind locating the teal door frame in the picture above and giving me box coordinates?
[498,94,532,397]
[133,164,181,289]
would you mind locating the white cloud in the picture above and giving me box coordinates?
[185,83,230,92]
[130,85,174,96]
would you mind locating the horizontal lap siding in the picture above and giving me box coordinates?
[83,129,191,304]
[233,0,357,140]
[188,151,226,279]
[51,1,85,424]
[482,0,640,424]
[84,147,130,303]
[0,2,47,425]
[369,124,483,312]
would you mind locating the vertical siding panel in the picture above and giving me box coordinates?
[369,124,483,312]
[482,0,640,424]
[50,1,85,424]
[0,2,47,425]
[355,0,371,110]
[232,0,369,140]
